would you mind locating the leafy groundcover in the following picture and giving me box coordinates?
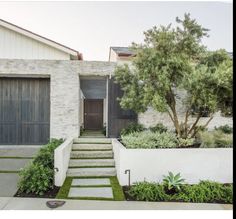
[14,139,63,198]
[123,181,233,204]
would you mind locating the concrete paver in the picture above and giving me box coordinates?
[0,159,32,171]
[0,173,19,197]
[71,178,110,186]
[0,146,41,197]
[68,187,113,198]
[0,146,40,157]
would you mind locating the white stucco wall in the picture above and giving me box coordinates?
[0,25,70,60]
[54,138,73,186]
[113,139,233,186]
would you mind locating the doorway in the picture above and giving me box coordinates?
[84,99,103,130]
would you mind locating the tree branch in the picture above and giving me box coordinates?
[191,114,214,138]
[167,110,174,123]
[187,113,201,135]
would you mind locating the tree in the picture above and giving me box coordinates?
[114,13,232,139]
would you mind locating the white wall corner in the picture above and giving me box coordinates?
[54,137,73,186]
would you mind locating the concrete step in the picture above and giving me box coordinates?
[72,143,112,151]
[70,150,113,159]
[69,159,115,167]
[74,138,111,144]
[67,167,116,177]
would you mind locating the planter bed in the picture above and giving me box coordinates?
[122,182,233,204]
[14,186,60,198]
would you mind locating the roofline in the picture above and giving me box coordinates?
[0,18,82,60]
[110,46,136,57]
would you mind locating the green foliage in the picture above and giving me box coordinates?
[199,130,232,148]
[18,139,63,195]
[121,131,178,149]
[163,172,185,191]
[114,13,233,138]
[215,125,233,134]
[18,163,54,195]
[177,137,195,147]
[128,180,233,203]
[120,122,145,136]
[33,139,63,169]
[129,181,169,201]
[174,181,233,203]
[150,123,168,133]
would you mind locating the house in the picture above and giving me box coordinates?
[0,19,136,145]
[109,46,135,63]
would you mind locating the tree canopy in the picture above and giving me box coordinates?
[114,13,232,138]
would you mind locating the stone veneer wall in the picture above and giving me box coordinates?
[138,88,232,131]
[0,59,116,139]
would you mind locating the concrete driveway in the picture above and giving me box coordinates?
[0,146,41,197]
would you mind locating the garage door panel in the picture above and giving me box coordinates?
[0,78,50,145]
[0,124,17,144]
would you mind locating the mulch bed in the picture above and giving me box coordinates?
[122,186,135,201]
[14,186,60,198]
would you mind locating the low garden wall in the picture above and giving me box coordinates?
[54,137,73,186]
[112,139,233,186]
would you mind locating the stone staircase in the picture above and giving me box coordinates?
[67,137,116,177]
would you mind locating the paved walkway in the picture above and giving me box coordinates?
[0,197,232,210]
[0,146,41,197]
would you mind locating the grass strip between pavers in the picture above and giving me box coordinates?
[70,157,113,160]
[72,149,112,151]
[56,176,125,201]
[68,166,115,168]
[71,185,112,188]
[56,177,73,199]
[74,142,111,144]
[0,156,33,159]
[0,170,20,173]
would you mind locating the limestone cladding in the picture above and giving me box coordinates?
[0,59,116,139]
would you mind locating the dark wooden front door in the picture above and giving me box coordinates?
[84,99,103,130]
[0,78,50,145]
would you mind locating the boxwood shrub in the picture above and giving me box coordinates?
[18,138,63,195]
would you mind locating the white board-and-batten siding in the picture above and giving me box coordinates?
[0,25,70,60]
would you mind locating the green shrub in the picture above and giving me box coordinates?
[33,139,63,169]
[199,130,232,148]
[18,163,54,195]
[121,131,178,149]
[163,172,185,191]
[213,131,233,148]
[198,131,215,148]
[120,123,145,136]
[215,125,233,134]
[129,181,169,201]
[128,180,233,203]
[149,123,168,133]
[174,181,233,203]
[18,138,63,195]
[177,138,195,147]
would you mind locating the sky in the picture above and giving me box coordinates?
[0,1,233,61]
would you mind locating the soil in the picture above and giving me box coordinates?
[14,186,60,198]
[122,186,136,201]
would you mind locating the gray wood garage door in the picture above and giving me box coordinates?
[0,78,50,145]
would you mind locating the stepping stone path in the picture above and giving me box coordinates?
[66,132,116,199]
[68,178,113,199]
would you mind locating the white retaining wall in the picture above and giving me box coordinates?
[54,138,73,186]
[112,139,233,186]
